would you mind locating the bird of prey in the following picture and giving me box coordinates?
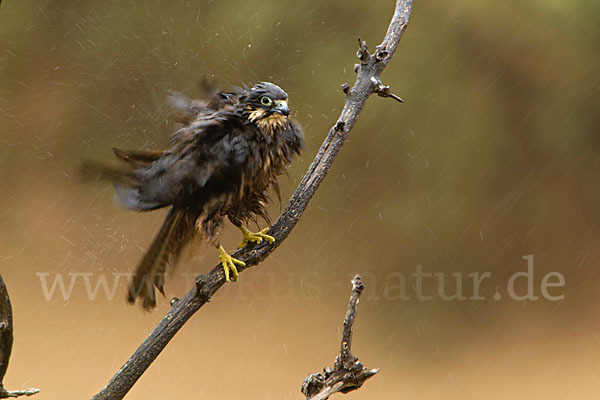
[86,82,304,309]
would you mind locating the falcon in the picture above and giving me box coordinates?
[86,82,304,309]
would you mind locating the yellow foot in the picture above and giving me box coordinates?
[217,245,245,282]
[238,226,275,249]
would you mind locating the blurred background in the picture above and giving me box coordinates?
[1,0,600,398]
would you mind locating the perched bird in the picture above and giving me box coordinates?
[85,82,304,309]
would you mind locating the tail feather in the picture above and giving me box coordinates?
[127,208,197,310]
[112,148,163,167]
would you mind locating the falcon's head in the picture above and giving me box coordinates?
[242,82,291,134]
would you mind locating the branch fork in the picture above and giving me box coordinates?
[301,275,378,400]
[370,77,404,103]
[353,38,404,104]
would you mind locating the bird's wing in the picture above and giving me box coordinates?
[116,112,253,211]
[168,83,241,126]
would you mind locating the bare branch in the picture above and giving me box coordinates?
[0,389,40,399]
[0,275,12,391]
[301,275,378,400]
[0,275,40,399]
[340,275,364,361]
[91,1,412,399]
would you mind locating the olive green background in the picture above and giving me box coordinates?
[1,0,600,398]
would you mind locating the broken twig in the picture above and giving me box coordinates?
[301,275,378,400]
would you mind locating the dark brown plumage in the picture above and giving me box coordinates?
[86,82,303,309]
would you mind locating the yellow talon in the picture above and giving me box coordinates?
[237,226,275,249]
[217,245,245,282]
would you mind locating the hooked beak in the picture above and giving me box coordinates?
[273,100,289,116]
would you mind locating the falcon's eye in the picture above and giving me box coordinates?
[260,96,273,106]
